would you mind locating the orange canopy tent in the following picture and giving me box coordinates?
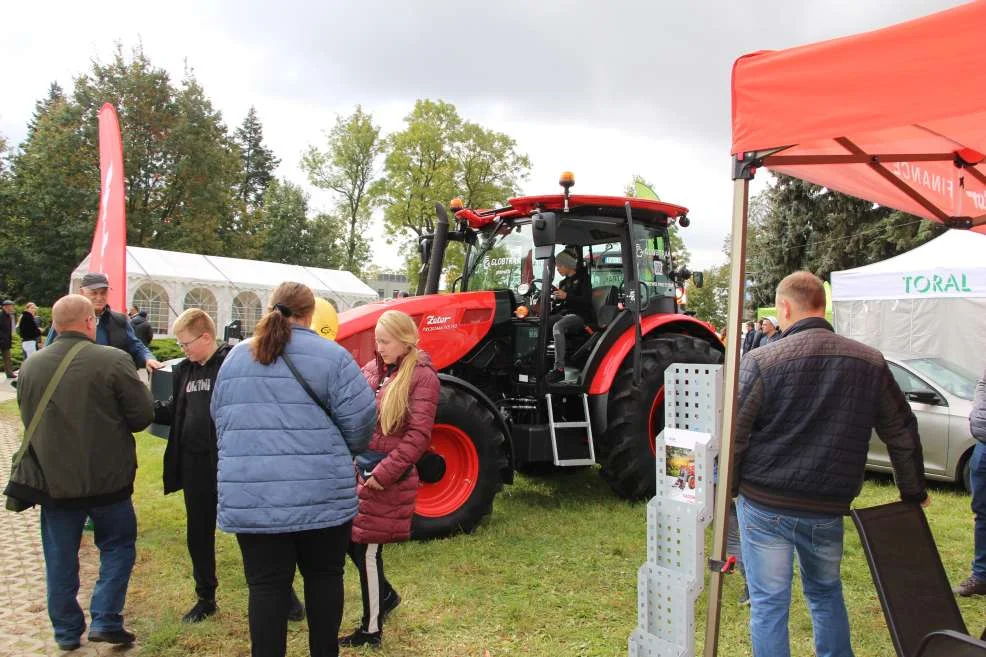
[707,3,986,654]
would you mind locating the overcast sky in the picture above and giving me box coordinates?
[0,0,967,271]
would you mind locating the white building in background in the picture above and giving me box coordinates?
[71,246,380,338]
[367,271,410,299]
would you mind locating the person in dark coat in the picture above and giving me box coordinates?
[1,299,15,378]
[153,309,238,623]
[47,273,161,373]
[756,316,781,347]
[341,310,440,648]
[733,272,927,657]
[130,310,153,347]
[17,302,43,360]
[546,249,593,384]
[741,321,757,355]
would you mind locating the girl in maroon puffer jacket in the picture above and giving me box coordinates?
[340,310,440,649]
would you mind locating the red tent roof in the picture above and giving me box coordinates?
[731,1,986,232]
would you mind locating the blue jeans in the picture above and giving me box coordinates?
[970,441,986,581]
[40,498,137,646]
[736,496,854,657]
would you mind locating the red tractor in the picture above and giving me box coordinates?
[336,174,724,540]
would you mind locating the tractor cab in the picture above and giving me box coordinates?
[430,173,702,395]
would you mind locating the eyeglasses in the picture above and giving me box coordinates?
[178,334,206,349]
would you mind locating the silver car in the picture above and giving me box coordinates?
[866,355,978,492]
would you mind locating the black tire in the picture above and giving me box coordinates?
[599,333,723,500]
[962,450,973,493]
[411,386,507,540]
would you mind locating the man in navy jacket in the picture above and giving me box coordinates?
[732,271,928,657]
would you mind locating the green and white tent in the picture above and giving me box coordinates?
[831,229,986,373]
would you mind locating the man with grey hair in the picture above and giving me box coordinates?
[5,294,154,650]
[46,272,161,372]
[732,271,928,657]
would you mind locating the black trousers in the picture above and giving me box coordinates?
[347,542,395,634]
[181,451,219,602]
[237,522,351,657]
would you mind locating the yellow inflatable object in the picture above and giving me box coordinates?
[311,297,339,341]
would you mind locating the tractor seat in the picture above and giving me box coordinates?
[591,285,620,329]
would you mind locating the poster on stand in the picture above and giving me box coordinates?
[664,428,706,503]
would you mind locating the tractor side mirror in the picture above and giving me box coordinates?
[693,272,704,288]
[532,212,558,260]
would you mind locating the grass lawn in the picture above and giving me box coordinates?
[1,398,979,656]
[123,431,983,657]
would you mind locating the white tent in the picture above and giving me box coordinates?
[71,246,380,337]
[831,230,986,374]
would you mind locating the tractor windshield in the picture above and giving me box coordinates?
[466,223,536,291]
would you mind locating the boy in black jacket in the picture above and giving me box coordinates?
[154,309,306,624]
[546,249,594,384]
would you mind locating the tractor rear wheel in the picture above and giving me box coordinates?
[599,333,722,500]
[411,385,507,540]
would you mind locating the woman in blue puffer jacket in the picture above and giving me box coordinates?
[211,282,376,657]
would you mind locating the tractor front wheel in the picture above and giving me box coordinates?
[411,385,507,540]
[599,333,722,500]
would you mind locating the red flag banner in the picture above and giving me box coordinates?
[90,103,127,312]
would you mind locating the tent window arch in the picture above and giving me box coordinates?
[232,291,263,337]
[132,283,170,334]
[183,287,218,327]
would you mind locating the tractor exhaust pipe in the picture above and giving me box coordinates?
[424,203,449,295]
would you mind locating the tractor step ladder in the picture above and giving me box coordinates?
[545,392,596,466]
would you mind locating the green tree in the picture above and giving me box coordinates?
[377,99,531,291]
[624,175,690,268]
[746,174,943,308]
[376,100,462,291]
[684,237,731,329]
[301,105,382,276]
[235,105,279,209]
[309,212,349,270]
[72,45,245,255]
[5,96,98,302]
[257,179,315,265]
[455,122,530,208]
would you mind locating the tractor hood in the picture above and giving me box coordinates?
[336,291,497,371]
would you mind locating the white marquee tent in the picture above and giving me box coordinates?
[71,246,380,337]
[831,229,986,374]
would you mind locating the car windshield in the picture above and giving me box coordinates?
[903,357,978,400]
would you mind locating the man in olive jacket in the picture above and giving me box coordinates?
[6,294,153,650]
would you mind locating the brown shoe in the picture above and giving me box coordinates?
[953,575,986,596]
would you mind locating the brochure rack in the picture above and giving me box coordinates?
[629,364,723,657]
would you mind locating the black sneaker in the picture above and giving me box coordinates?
[182,599,217,623]
[953,575,986,596]
[545,368,566,384]
[380,590,402,623]
[288,589,305,622]
[339,629,382,648]
[56,639,81,651]
[88,628,136,645]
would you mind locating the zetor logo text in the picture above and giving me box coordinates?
[422,314,456,331]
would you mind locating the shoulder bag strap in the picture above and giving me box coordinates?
[281,351,333,420]
[11,340,89,467]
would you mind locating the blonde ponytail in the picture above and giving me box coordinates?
[377,311,420,435]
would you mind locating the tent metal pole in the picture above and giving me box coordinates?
[703,176,750,657]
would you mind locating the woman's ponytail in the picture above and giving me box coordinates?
[250,282,315,365]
